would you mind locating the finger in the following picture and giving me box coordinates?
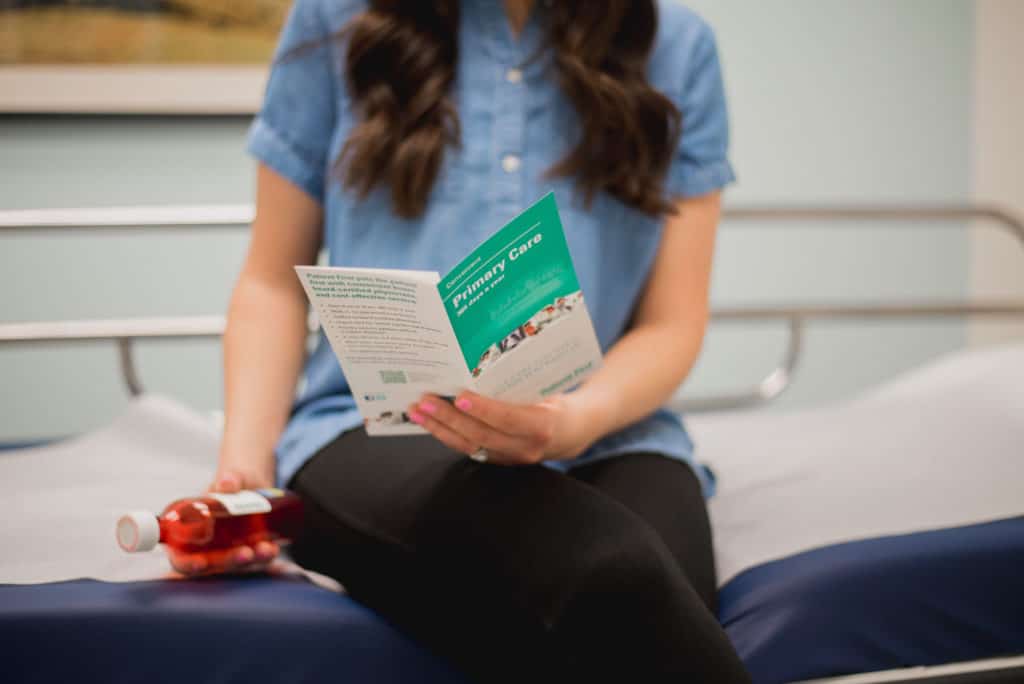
[408,404,476,455]
[167,551,188,574]
[203,548,269,575]
[409,404,532,465]
[233,563,273,575]
[228,546,256,569]
[214,471,242,493]
[253,541,279,562]
[204,546,272,575]
[413,397,526,456]
[168,550,209,576]
[452,392,553,446]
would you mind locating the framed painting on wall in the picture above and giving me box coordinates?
[0,1,290,114]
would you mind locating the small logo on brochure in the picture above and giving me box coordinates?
[364,393,387,402]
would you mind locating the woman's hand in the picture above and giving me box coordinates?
[166,465,280,577]
[407,391,595,465]
[182,163,320,577]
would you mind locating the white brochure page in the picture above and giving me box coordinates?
[295,266,472,435]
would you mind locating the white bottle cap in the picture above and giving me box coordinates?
[116,512,160,552]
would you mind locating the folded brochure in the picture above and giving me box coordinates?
[295,192,603,435]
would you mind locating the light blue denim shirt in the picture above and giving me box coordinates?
[247,0,735,493]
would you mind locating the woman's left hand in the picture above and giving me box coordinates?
[408,392,594,465]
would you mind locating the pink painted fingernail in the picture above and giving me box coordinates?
[418,401,437,414]
[455,397,472,411]
[409,410,425,424]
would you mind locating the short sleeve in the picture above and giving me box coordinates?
[247,0,339,202]
[664,20,736,199]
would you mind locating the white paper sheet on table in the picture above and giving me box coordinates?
[0,395,342,592]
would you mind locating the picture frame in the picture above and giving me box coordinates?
[0,65,267,114]
[0,1,286,114]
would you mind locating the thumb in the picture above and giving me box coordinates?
[214,471,243,493]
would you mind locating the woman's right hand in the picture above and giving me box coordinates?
[167,466,281,577]
[177,164,319,577]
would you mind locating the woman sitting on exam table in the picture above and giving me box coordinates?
[173,1,749,681]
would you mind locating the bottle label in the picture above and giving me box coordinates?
[210,490,272,516]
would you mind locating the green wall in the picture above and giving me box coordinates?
[0,0,972,440]
[0,117,253,438]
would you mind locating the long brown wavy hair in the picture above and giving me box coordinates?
[338,0,681,219]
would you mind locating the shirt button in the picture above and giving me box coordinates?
[501,155,521,173]
[505,68,523,84]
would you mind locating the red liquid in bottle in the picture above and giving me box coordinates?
[117,489,304,570]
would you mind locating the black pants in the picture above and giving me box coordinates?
[288,428,751,684]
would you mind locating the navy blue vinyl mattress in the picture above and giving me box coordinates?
[718,516,1024,684]
[2,518,1023,684]
[0,575,467,684]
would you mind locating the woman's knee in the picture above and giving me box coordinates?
[545,508,682,628]
[543,504,753,673]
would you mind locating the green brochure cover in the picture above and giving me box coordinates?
[438,192,582,375]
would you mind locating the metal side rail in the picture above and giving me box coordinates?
[2,204,1023,407]
[672,204,1024,412]
[670,300,1024,413]
[793,654,1024,684]
[0,316,225,397]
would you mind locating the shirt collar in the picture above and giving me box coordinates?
[462,0,549,71]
